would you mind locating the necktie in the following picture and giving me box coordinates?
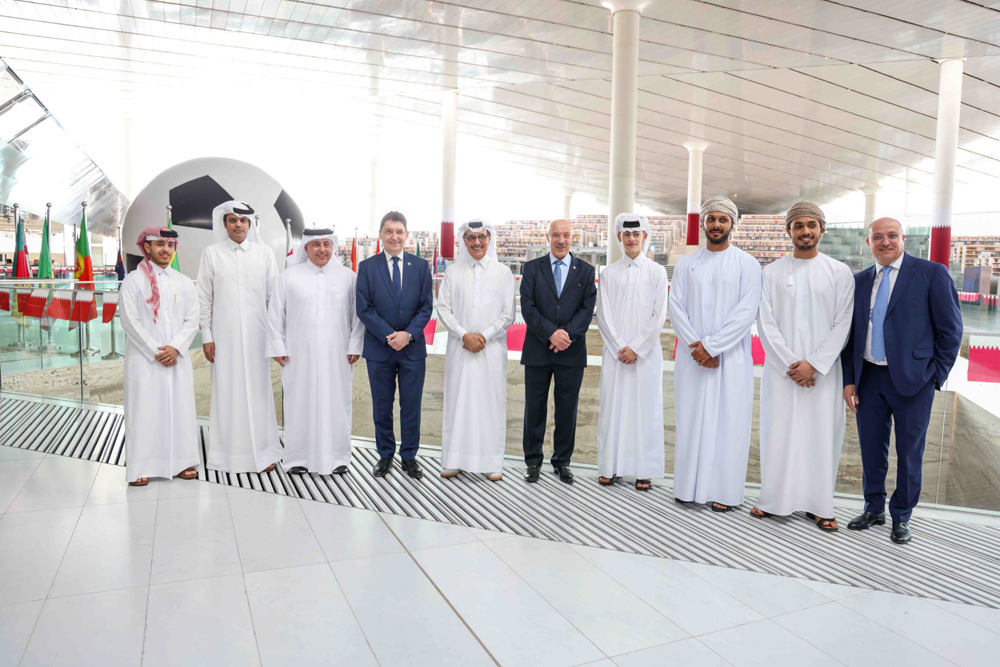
[870,265,892,362]
[554,259,564,298]
[392,256,401,297]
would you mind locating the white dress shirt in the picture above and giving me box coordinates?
[548,251,572,295]
[384,250,404,285]
[863,254,904,365]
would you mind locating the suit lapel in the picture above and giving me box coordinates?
[540,255,559,299]
[378,252,400,305]
[400,252,414,302]
[857,265,875,340]
[886,253,913,317]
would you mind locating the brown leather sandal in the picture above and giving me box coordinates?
[129,478,149,487]
[806,512,839,532]
[750,507,772,518]
[177,467,198,480]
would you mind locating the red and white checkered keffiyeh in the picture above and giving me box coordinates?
[136,226,176,323]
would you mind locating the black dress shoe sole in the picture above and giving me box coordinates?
[847,517,886,531]
[373,469,390,478]
[404,471,424,479]
[288,467,308,475]
[331,467,348,475]
[891,532,912,545]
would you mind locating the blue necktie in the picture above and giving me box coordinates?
[554,259,564,298]
[392,256,401,298]
[870,265,892,362]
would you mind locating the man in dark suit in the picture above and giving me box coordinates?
[356,211,434,479]
[841,217,962,544]
[520,219,597,484]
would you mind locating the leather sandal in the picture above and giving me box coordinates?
[598,475,619,486]
[129,478,149,487]
[805,512,839,532]
[635,479,652,491]
[177,468,198,480]
[750,507,772,518]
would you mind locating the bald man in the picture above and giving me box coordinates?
[841,217,961,545]
[520,219,597,484]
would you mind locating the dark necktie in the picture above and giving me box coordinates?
[392,256,401,297]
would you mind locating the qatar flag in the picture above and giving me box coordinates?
[70,290,98,322]
[23,289,49,319]
[0,290,9,311]
[102,292,119,323]
[16,289,31,312]
[46,290,73,320]
[423,318,437,346]
[969,335,1000,384]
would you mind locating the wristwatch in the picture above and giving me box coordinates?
[408,333,415,343]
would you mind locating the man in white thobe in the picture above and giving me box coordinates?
[197,200,282,474]
[267,229,364,475]
[437,220,516,481]
[670,196,762,512]
[120,226,200,486]
[596,213,669,491]
[753,202,854,531]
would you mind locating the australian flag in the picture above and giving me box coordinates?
[114,243,125,283]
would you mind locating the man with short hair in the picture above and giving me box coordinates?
[437,220,516,481]
[356,211,434,479]
[120,226,200,486]
[752,202,854,531]
[841,217,962,544]
[197,200,282,474]
[520,218,597,484]
[669,196,761,512]
[596,213,669,491]
[268,229,364,476]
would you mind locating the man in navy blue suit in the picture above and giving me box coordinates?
[356,211,434,479]
[520,219,597,484]
[841,217,962,544]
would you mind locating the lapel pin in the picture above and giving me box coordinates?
[407,261,411,266]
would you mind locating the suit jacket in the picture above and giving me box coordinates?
[356,252,433,362]
[519,254,597,368]
[840,252,962,397]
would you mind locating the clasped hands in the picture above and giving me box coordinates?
[548,329,572,353]
[156,345,179,367]
[386,331,410,351]
[688,341,719,369]
[787,360,816,388]
[462,333,486,353]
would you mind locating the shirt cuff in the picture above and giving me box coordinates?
[266,340,288,358]
[200,327,213,345]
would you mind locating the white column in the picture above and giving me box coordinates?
[562,187,574,220]
[862,186,878,228]
[684,143,705,246]
[441,89,458,259]
[606,2,643,265]
[931,58,964,267]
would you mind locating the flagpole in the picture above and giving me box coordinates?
[284,218,292,268]
[10,203,28,348]
[41,202,60,353]
[102,221,124,360]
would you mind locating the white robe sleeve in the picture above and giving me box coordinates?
[628,267,669,354]
[196,248,215,345]
[168,279,202,358]
[806,265,856,376]
[436,269,468,339]
[119,276,160,362]
[347,272,364,356]
[265,273,288,358]
[757,269,799,373]
[667,261,699,349]
[596,274,627,355]
[702,256,762,357]
[264,249,279,308]
[482,269,516,342]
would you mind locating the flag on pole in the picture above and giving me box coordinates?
[415,238,421,258]
[351,238,358,272]
[13,209,31,279]
[432,243,439,277]
[114,243,125,281]
[38,207,53,280]
[375,239,381,255]
[74,207,95,287]
[167,208,179,270]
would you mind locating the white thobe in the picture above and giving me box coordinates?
[756,253,855,517]
[197,238,282,473]
[437,257,516,473]
[266,260,364,473]
[669,246,762,505]
[596,254,669,479]
[120,266,201,481]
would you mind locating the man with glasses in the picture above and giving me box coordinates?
[841,217,962,544]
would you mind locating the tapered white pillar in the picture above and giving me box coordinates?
[606,2,643,265]
[685,144,705,246]
[562,187,574,220]
[862,186,878,227]
[441,89,458,259]
[931,58,964,267]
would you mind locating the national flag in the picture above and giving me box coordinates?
[351,238,358,272]
[37,207,53,280]
[432,243,439,277]
[70,290,97,322]
[415,239,421,258]
[16,289,31,311]
[102,291,119,323]
[0,291,9,311]
[24,288,49,318]
[167,209,179,271]
[375,239,381,255]
[114,244,125,281]
[13,210,31,279]
[74,207,94,288]
[45,290,73,320]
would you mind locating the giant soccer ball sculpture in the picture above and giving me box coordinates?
[122,157,304,278]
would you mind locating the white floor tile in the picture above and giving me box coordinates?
[794,578,870,601]
[774,601,951,666]
[928,599,1000,635]
[21,587,147,667]
[379,513,479,551]
[570,545,763,637]
[84,464,159,506]
[332,552,494,667]
[413,541,605,667]
[0,459,44,514]
[6,457,100,513]
[679,562,830,617]
[49,501,156,598]
[841,591,1000,667]
[228,491,325,573]
[244,564,378,667]
[299,500,405,562]
[150,494,241,585]
[468,526,512,542]
[578,660,617,667]
[699,619,842,667]
[0,446,46,462]
[488,536,688,655]
[0,507,81,605]
[144,574,260,667]
[612,638,730,667]
[155,476,228,500]
[0,600,43,667]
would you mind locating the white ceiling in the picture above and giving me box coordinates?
[3,0,1000,217]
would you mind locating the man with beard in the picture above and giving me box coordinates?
[752,202,854,532]
[669,196,761,511]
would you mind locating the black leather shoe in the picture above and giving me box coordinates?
[847,511,886,531]
[331,465,348,475]
[553,466,575,484]
[891,521,912,544]
[372,458,392,477]
[523,466,540,483]
[401,459,424,479]
[287,466,308,475]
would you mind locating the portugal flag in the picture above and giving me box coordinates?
[74,206,95,288]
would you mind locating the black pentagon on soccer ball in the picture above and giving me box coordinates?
[168,175,233,230]
[274,189,304,237]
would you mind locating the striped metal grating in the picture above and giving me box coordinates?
[3,393,1000,609]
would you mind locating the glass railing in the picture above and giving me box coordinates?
[2,278,1000,514]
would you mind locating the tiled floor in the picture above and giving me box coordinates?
[1,450,999,667]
